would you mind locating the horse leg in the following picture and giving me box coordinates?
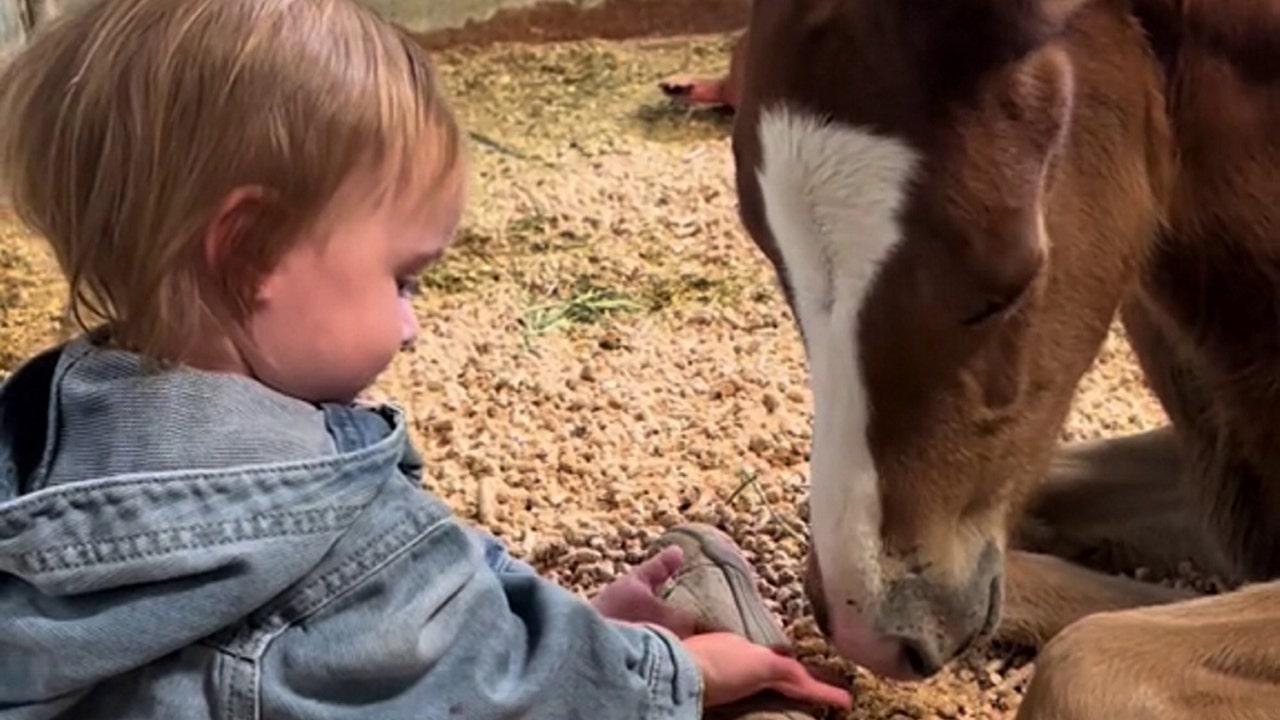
[1011,426,1234,582]
[998,430,1228,648]
[996,296,1241,649]
[996,549,1196,649]
[1015,581,1280,719]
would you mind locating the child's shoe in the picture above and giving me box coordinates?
[650,523,831,719]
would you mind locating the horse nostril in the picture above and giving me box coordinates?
[899,637,943,679]
[811,597,832,637]
[982,575,1003,634]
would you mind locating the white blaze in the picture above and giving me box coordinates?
[755,105,920,613]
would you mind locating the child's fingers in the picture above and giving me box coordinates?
[769,675,853,709]
[770,650,844,685]
[652,602,698,638]
[615,592,697,637]
[631,545,685,590]
[763,655,854,709]
[771,681,853,710]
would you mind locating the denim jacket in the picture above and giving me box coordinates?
[0,334,702,719]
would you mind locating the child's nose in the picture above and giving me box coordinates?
[398,299,419,349]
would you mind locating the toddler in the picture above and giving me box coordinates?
[0,1,853,718]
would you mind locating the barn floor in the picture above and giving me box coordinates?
[0,31,1174,720]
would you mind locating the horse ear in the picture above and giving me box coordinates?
[1038,0,1092,36]
[916,0,1092,70]
[1011,0,1093,58]
[1042,0,1091,23]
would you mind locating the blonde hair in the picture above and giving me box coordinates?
[0,0,462,363]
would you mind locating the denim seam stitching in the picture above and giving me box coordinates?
[645,632,664,711]
[212,511,442,720]
[0,410,406,523]
[16,505,363,573]
[204,499,449,661]
[258,510,449,629]
[1,439,399,508]
[235,513,450,719]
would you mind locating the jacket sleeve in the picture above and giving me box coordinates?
[258,513,703,720]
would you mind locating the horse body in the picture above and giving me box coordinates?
[729,0,1280,714]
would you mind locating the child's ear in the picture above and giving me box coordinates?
[204,185,270,274]
[203,185,283,316]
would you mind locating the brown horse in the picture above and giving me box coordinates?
[727,0,1280,716]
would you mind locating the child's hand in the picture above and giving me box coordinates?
[682,632,854,710]
[590,545,697,636]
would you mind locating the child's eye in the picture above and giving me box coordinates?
[396,275,421,297]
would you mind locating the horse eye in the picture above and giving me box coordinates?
[961,294,1018,326]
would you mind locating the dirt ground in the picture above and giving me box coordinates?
[0,31,1176,720]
